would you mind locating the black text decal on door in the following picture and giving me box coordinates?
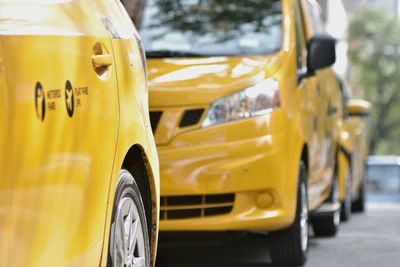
[65,80,75,118]
[35,82,46,122]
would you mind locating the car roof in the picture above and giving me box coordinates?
[367,155,400,166]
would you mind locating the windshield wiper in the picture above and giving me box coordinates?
[146,50,204,58]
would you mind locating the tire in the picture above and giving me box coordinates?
[107,170,151,267]
[340,168,352,222]
[352,178,366,212]
[311,174,340,237]
[270,162,309,266]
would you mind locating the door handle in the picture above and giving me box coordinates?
[92,54,113,68]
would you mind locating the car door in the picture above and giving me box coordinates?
[300,0,338,202]
[86,0,153,165]
[321,72,341,176]
[294,0,326,208]
[86,0,148,131]
[348,116,368,194]
[1,0,119,266]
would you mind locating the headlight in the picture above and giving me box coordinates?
[202,78,281,127]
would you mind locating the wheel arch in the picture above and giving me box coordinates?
[121,144,158,264]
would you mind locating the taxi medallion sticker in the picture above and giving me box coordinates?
[34,82,46,121]
[65,80,75,117]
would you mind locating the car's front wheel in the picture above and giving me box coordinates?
[107,170,151,267]
[269,162,309,266]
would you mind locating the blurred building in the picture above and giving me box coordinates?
[343,0,399,17]
[316,0,400,82]
[316,0,349,80]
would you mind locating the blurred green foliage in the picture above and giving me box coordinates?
[349,9,400,155]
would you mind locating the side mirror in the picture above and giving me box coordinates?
[307,35,336,73]
[347,99,371,117]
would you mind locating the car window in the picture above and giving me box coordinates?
[139,0,283,57]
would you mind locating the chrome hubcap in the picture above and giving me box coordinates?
[300,182,309,252]
[111,197,146,267]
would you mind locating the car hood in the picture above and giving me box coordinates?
[148,53,283,108]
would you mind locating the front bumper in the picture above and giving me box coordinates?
[157,113,302,232]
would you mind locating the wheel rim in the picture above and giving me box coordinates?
[111,196,146,267]
[300,181,309,252]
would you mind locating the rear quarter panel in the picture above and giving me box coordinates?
[0,38,9,267]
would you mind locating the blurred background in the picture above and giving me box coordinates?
[322,0,400,202]
[318,0,400,155]
[312,0,400,202]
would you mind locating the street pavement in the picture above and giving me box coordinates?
[156,202,400,267]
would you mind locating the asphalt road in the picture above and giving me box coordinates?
[156,202,400,267]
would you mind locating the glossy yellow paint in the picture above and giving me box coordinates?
[148,0,342,232]
[0,0,159,266]
[348,99,371,117]
[338,151,350,201]
[338,100,370,202]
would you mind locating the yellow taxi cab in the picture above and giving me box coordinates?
[0,0,159,266]
[142,0,342,265]
[338,97,371,220]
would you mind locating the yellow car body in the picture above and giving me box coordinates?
[0,1,159,266]
[146,0,341,234]
[338,99,371,217]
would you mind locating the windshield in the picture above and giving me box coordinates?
[366,164,400,194]
[139,0,283,57]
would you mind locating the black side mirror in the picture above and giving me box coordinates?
[307,35,336,73]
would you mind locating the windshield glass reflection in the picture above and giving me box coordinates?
[139,0,282,57]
